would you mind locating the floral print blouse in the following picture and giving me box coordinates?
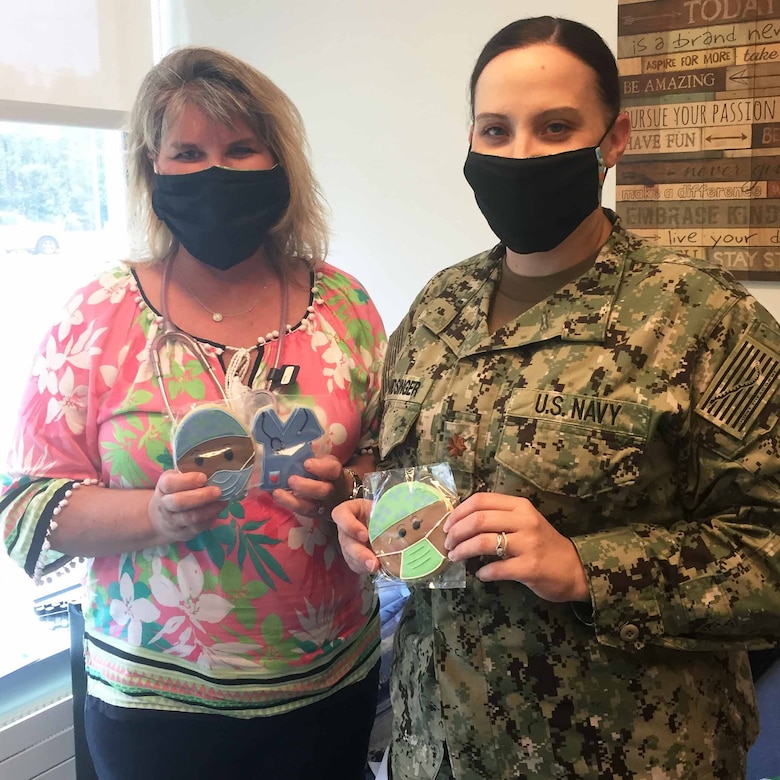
[1,261,385,716]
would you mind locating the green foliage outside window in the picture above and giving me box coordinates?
[0,124,110,230]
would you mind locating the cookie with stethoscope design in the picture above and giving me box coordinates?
[173,405,255,501]
[368,481,453,582]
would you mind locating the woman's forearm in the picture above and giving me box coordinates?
[48,471,227,557]
[48,485,164,557]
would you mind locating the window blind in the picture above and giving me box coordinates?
[0,0,155,129]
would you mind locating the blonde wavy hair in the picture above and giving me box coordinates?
[126,46,329,267]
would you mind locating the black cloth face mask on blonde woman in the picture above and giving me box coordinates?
[152,164,291,270]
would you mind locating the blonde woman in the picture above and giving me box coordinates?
[2,47,385,779]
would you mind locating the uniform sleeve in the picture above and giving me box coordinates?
[382,311,414,408]
[573,297,780,652]
[377,287,429,472]
[1,290,105,579]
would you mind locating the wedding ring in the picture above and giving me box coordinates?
[495,531,508,559]
[316,502,326,516]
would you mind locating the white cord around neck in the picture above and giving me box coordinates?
[224,347,253,398]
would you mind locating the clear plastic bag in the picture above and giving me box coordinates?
[365,463,465,589]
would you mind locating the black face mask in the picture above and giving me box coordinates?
[152,165,291,270]
[463,144,607,254]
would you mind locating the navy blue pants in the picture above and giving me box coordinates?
[85,663,379,780]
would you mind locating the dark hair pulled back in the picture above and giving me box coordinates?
[469,17,621,123]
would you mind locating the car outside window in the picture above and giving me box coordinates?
[0,210,61,254]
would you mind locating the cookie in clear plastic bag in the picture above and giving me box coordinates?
[368,472,456,583]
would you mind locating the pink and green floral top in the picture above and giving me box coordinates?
[1,261,385,716]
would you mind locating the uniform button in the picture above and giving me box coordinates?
[619,623,640,642]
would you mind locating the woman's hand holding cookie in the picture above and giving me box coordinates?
[148,469,225,543]
[331,499,380,574]
[443,492,589,602]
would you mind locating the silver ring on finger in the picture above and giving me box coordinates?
[495,531,509,559]
[316,501,326,516]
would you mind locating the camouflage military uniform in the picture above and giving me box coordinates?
[380,214,780,779]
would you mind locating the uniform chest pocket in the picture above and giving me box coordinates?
[495,391,651,500]
[380,401,479,496]
[416,410,478,471]
[418,409,479,497]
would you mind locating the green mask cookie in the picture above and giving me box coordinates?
[398,537,447,581]
[369,481,452,582]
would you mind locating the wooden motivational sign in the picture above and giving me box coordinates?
[616,0,780,279]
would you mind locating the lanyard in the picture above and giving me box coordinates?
[149,255,288,420]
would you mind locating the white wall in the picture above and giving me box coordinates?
[160,0,780,330]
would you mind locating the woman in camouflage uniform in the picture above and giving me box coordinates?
[334,16,780,780]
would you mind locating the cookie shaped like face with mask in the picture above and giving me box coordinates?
[368,481,452,582]
[173,405,255,501]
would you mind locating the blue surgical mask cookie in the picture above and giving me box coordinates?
[173,405,255,501]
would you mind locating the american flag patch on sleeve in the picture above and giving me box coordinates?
[696,330,780,439]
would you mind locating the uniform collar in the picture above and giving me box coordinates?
[419,212,637,358]
[417,245,501,353]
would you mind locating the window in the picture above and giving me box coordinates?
[0,120,127,716]
[0,1,156,721]
[0,120,129,448]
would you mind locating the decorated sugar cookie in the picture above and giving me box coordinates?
[173,405,254,501]
[368,481,452,582]
[252,405,324,491]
